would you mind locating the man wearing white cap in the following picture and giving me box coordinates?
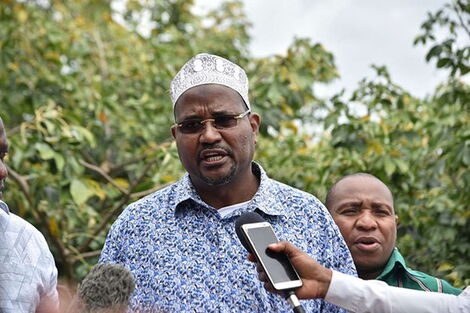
[100,53,356,312]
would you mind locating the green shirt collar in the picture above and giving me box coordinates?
[376,248,406,280]
[375,247,462,295]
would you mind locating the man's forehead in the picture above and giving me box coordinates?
[174,84,246,115]
[334,176,393,203]
[338,175,386,190]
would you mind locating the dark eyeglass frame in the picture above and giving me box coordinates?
[174,110,251,134]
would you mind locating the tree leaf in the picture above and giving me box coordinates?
[384,157,396,176]
[70,179,94,205]
[436,58,451,68]
[425,45,442,62]
[35,143,55,160]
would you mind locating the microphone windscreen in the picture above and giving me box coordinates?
[77,263,135,313]
[235,211,266,252]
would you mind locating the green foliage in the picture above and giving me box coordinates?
[249,39,338,134]
[1,0,468,289]
[414,0,470,76]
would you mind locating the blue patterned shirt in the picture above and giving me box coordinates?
[99,163,356,312]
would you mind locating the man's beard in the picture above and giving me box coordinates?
[200,164,237,186]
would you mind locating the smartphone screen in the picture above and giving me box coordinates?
[242,222,302,290]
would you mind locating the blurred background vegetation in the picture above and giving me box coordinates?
[0,0,468,288]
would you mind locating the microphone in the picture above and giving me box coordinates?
[235,211,265,252]
[68,263,135,313]
[235,212,306,313]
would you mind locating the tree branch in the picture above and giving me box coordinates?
[79,159,129,196]
[6,164,30,196]
[6,125,22,137]
[453,0,470,39]
[108,154,148,174]
[92,29,109,79]
[108,142,172,175]
[6,164,75,279]
[77,159,157,253]
[130,182,171,198]
[70,249,102,262]
[77,191,131,253]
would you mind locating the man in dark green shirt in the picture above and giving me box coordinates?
[325,173,461,295]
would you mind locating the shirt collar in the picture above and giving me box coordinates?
[0,200,10,214]
[172,162,287,217]
[249,162,287,216]
[377,248,407,279]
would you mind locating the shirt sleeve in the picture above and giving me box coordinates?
[33,224,59,313]
[441,278,464,295]
[325,271,470,313]
[99,208,130,264]
[99,222,121,264]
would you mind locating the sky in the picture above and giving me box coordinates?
[195,0,453,98]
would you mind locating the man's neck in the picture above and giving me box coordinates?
[194,171,260,210]
[358,268,384,280]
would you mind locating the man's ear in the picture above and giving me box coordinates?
[249,112,260,134]
[171,125,177,139]
[249,112,260,144]
[395,214,399,224]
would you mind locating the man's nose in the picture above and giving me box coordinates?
[199,121,222,143]
[355,211,377,230]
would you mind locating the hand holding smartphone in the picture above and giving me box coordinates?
[241,222,303,291]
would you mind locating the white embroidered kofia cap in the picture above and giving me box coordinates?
[170,53,250,110]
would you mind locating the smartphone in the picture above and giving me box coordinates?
[241,222,302,291]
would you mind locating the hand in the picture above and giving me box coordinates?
[247,240,333,300]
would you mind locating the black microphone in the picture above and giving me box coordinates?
[235,212,306,313]
[68,263,135,313]
[235,211,265,252]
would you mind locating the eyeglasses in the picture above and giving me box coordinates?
[175,110,251,134]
